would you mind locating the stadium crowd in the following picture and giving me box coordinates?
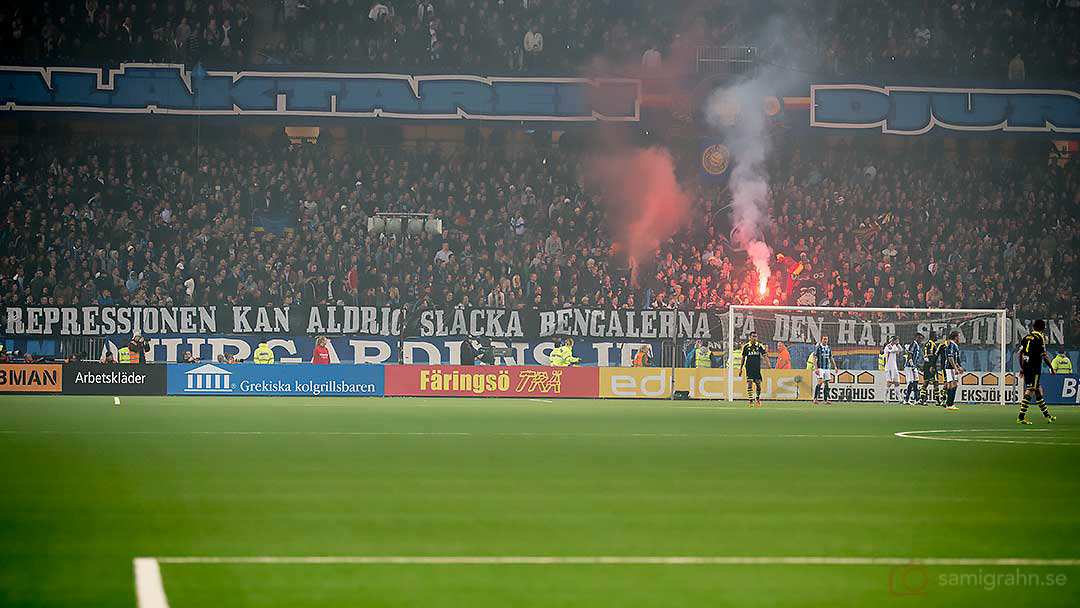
[0,133,1076,344]
[3,1,1078,80]
[1,0,252,66]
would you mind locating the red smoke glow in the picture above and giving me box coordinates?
[586,147,690,286]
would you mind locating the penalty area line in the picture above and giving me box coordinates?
[895,429,1080,446]
[150,555,1080,567]
[134,558,170,608]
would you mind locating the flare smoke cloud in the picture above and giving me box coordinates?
[705,76,775,296]
[704,17,803,298]
[587,147,690,286]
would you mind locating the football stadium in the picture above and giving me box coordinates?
[1,1,1079,606]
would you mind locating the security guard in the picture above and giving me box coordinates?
[1051,351,1073,374]
[728,341,742,371]
[561,338,581,367]
[709,342,725,368]
[117,344,132,363]
[253,340,275,364]
[806,351,816,369]
[632,344,652,367]
[550,339,566,367]
[877,352,886,371]
[694,341,712,368]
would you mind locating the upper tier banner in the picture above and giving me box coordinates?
[807,84,1080,135]
[0,64,640,122]
[0,305,1066,346]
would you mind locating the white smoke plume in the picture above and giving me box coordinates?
[705,76,775,297]
[703,17,804,298]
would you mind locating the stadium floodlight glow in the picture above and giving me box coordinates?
[725,305,1009,405]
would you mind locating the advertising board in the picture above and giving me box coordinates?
[167,363,384,396]
[385,366,598,398]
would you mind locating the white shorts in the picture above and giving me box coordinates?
[885,369,901,383]
[904,367,918,383]
[813,368,833,382]
[944,369,957,382]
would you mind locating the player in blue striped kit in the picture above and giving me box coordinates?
[941,331,963,410]
[812,336,836,405]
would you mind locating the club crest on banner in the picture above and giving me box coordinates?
[701,143,731,176]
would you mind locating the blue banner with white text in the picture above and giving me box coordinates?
[101,335,660,367]
[0,65,640,122]
[805,84,1080,137]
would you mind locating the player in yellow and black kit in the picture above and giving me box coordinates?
[737,331,771,407]
[1017,319,1057,424]
[918,331,945,407]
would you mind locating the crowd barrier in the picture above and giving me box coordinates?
[1,362,1076,404]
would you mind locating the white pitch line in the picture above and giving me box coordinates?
[0,430,880,439]
[529,399,555,404]
[671,406,811,411]
[895,429,1080,446]
[134,558,170,608]
[152,555,1080,567]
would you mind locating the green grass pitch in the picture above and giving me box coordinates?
[1,395,1078,607]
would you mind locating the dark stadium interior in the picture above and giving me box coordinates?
[4,0,1080,78]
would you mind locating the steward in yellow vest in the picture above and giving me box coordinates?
[560,339,580,367]
[695,345,712,368]
[253,342,275,364]
[1051,352,1073,374]
[729,346,742,371]
[550,342,567,367]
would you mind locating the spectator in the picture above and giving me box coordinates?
[312,336,331,364]
[368,2,391,22]
[1008,54,1026,81]
[523,23,543,68]
[544,229,563,258]
[642,44,662,74]
[434,242,453,265]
